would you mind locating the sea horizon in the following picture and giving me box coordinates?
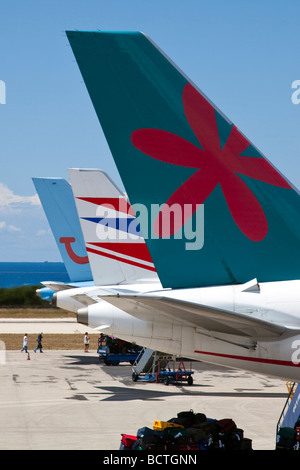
[0,262,69,288]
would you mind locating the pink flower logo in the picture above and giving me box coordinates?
[131,83,291,241]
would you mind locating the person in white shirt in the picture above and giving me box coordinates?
[84,333,90,352]
[21,334,28,353]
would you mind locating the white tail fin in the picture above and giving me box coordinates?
[68,168,159,285]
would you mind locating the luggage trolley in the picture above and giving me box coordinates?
[97,335,141,366]
[132,349,194,385]
[158,359,194,386]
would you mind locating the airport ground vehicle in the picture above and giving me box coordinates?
[97,335,141,365]
[132,350,194,386]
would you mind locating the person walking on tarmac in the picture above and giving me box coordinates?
[34,333,43,353]
[20,333,28,353]
[84,332,90,352]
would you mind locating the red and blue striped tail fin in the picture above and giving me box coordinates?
[68,168,159,286]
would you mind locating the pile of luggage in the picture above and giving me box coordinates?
[120,409,252,450]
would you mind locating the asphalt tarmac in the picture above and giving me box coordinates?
[0,345,288,451]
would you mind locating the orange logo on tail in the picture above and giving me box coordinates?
[59,237,89,264]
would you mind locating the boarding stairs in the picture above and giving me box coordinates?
[131,348,176,382]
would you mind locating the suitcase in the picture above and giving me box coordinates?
[163,426,190,445]
[186,427,208,443]
[120,434,138,450]
[217,418,237,434]
[178,444,199,450]
[193,420,220,436]
[171,410,206,428]
[168,417,190,427]
[221,429,244,450]
[176,410,196,427]
[193,413,207,424]
[153,420,184,431]
[278,427,296,448]
[234,428,244,440]
[240,438,252,450]
[137,426,164,445]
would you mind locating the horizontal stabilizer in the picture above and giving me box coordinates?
[41,281,76,292]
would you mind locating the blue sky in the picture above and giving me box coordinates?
[1,0,300,261]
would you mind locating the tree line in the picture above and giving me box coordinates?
[0,285,50,307]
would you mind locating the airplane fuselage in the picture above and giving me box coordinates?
[56,278,300,382]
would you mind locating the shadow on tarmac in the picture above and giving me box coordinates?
[61,355,288,402]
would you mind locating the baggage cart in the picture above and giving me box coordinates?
[157,360,194,385]
[97,335,141,365]
[132,354,194,385]
[98,348,140,366]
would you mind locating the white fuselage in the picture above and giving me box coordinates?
[55,279,300,381]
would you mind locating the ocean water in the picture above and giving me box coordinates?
[0,262,69,288]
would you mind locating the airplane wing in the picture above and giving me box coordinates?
[98,294,296,340]
[71,293,99,307]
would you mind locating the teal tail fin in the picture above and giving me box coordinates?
[66,31,300,288]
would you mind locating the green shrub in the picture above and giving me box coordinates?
[0,285,49,307]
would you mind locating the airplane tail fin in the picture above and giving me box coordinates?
[32,177,93,283]
[66,31,300,288]
[68,168,159,285]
